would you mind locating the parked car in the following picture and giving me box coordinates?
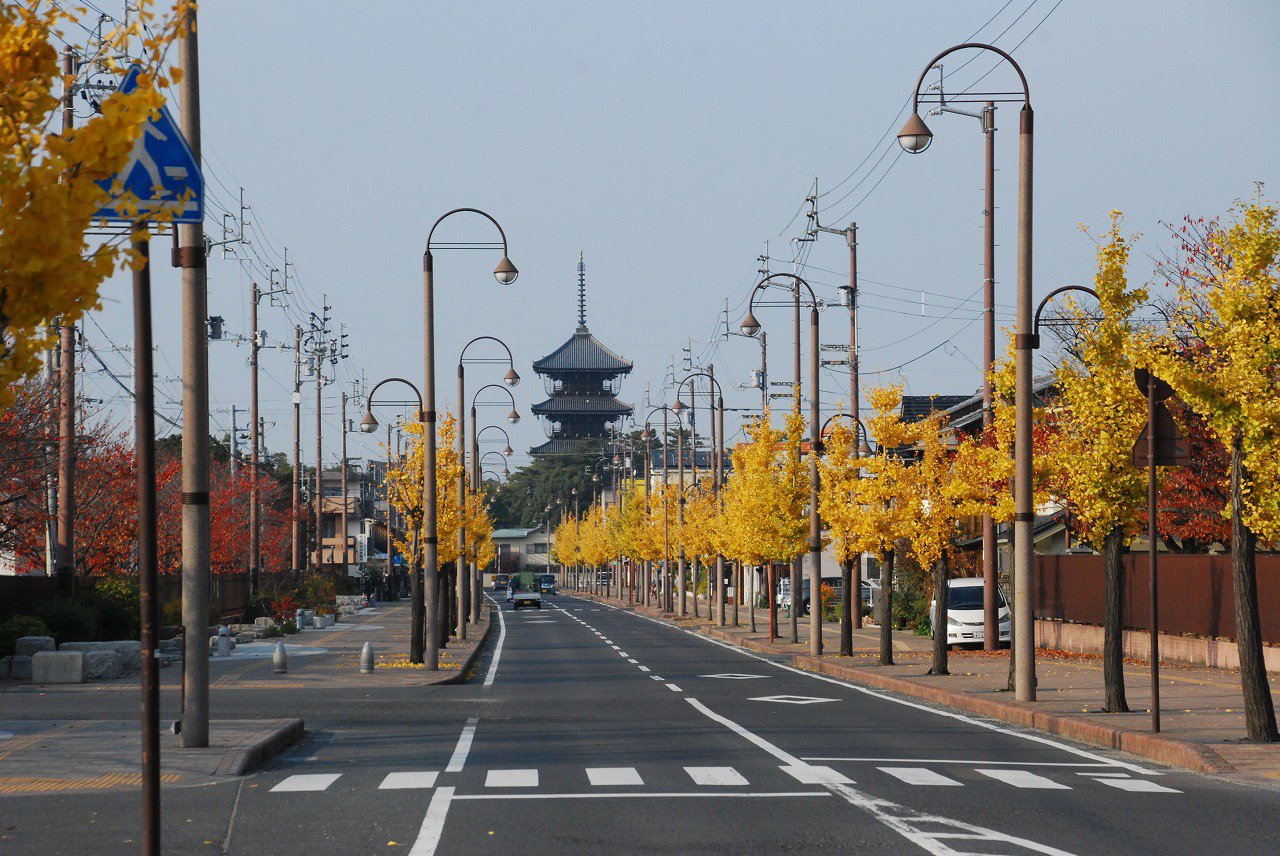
[931,578,1010,647]
[778,577,843,615]
[537,573,557,595]
[493,573,510,592]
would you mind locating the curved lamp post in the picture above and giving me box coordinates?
[360,377,426,663]
[423,208,517,669]
[898,44,1035,700]
[819,411,876,652]
[476,424,515,457]
[677,371,728,626]
[741,273,824,657]
[644,404,681,612]
[455,338,520,638]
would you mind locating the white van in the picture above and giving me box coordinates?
[933,578,1010,646]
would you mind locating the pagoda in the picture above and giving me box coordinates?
[529,255,634,456]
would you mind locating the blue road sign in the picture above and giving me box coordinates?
[94,65,203,224]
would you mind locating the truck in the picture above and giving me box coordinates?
[507,570,543,610]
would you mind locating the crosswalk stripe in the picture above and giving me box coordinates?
[877,767,963,787]
[586,767,644,786]
[486,769,539,788]
[779,765,852,785]
[1098,778,1181,793]
[379,772,438,790]
[271,773,341,792]
[685,766,749,786]
[977,769,1070,789]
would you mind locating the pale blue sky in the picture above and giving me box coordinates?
[80,0,1279,469]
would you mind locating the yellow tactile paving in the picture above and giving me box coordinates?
[0,772,182,793]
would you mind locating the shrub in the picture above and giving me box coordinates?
[280,619,299,634]
[35,597,98,643]
[261,624,284,638]
[295,573,337,610]
[270,595,298,622]
[820,583,840,623]
[0,615,49,656]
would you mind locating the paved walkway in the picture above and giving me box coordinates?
[578,590,1280,788]
[0,599,492,794]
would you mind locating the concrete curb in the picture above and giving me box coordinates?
[438,606,496,685]
[570,591,1241,778]
[222,717,305,776]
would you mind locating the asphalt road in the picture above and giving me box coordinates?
[4,592,1278,855]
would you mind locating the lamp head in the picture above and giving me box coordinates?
[493,255,519,285]
[503,367,521,387]
[896,112,933,153]
[507,409,520,424]
[359,411,379,433]
[672,399,686,415]
[740,311,761,337]
[503,466,510,478]
[502,444,514,456]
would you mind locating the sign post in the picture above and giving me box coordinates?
[1132,368,1188,734]
[94,65,203,856]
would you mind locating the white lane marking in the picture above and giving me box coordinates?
[878,767,964,787]
[446,718,478,772]
[806,757,1116,767]
[617,651,629,658]
[586,767,644,786]
[484,598,507,687]
[638,665,651,672]
[627,658,639,664]
[453,791,829,801]
[380,771,439,790]
[684,696,1076,856]
[781,765,853,785]
[701,673,770,680]
[977,769,1071,790]
[666,683,684,692]
[1098,778,1182,793]
[650,675,665,681]
[486,769,539,788]
[685,766,750,786]
[1077,772,1131,778]
[621,603,1154,775]
[610,645,621,650]
[270,773,341,792]
[408,785,454,856]
[749,695,838,705]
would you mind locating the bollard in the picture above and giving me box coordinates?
[359,641,375,674]
[272,641,288,674]
[216,626,231,658]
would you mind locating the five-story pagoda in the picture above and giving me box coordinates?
[530,255,633,456]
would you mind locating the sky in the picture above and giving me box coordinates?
[74,0,1280,473]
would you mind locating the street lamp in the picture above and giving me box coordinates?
[677,371,727,626]
[898,42,1035,700]
[362,376,426,663]
[741,273,824,657]
[424,208,517,670]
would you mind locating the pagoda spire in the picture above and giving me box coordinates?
[576,252,588,332]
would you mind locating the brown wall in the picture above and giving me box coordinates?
[1035,553,1280,645]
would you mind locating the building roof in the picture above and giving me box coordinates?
[900,394,971,424]
[533,328,634,375]
[943,375,1059,434]
[528,437,607,456]
[531,394,634,417]
[492,527,541,540]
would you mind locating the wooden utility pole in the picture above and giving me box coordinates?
[249,284,261,596]
[340,392,349,575]
[292,325,303,575]
[55,47,77,593]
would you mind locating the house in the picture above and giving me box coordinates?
[484,525,555,587]
[312,465,374,577]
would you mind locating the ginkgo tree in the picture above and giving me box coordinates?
[1047,213,1152,712]
[0,1,193,412]
[1135,195,1280,742]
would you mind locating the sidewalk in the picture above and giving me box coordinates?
[576,590,1280,788]
[0,599,493,795]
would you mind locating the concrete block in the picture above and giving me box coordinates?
[254,617,277,628]
[158,638,183,655]
[8,655,32,680]
[83,650,123,680]
[0,656,9,679]
[32,651,84,684]
[15,636,55,657]
[234,632,256,645]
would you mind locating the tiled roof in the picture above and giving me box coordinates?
[529,437,607,456]
[531,395,634,417]
[533,328,633,374]
[899,394,971,424]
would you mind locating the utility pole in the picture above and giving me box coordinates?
[292,325,303,576]
[177,5,212,750]
[228,405,242,479]
[249,285,260,596]
[55,46,77,594]
[315,347,324,570]
[981,102,999,652]
[340,392,349,576]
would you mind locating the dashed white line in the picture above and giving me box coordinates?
[380,771,439,790]
[586,767,645,786]
[483,598,507,687]
[486,769,539,788]
[666,683,683,692]
[446,718,478,772]
[408,785,454,856]
[270,773,340,792]
[977,769,1071,790]
[877,767,963,787]
[685,766,749,786]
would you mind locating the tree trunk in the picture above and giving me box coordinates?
[789,555,801,643]
[839,557,853,656]
[1230,441,1279,742]
[1102,524,1129,712]
[878,550,894,666]
[1006,526,1016,692]
[928,554,949,676]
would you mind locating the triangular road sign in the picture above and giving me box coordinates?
[94,66,203,224]
[1132,399,1190,468]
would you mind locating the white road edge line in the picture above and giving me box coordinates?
[483,597,507,687]
[408,785,454,856]
[446,718,478,773]
[452,791,830,801]
[683,696,1076,856]
[600,597,1155,775]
